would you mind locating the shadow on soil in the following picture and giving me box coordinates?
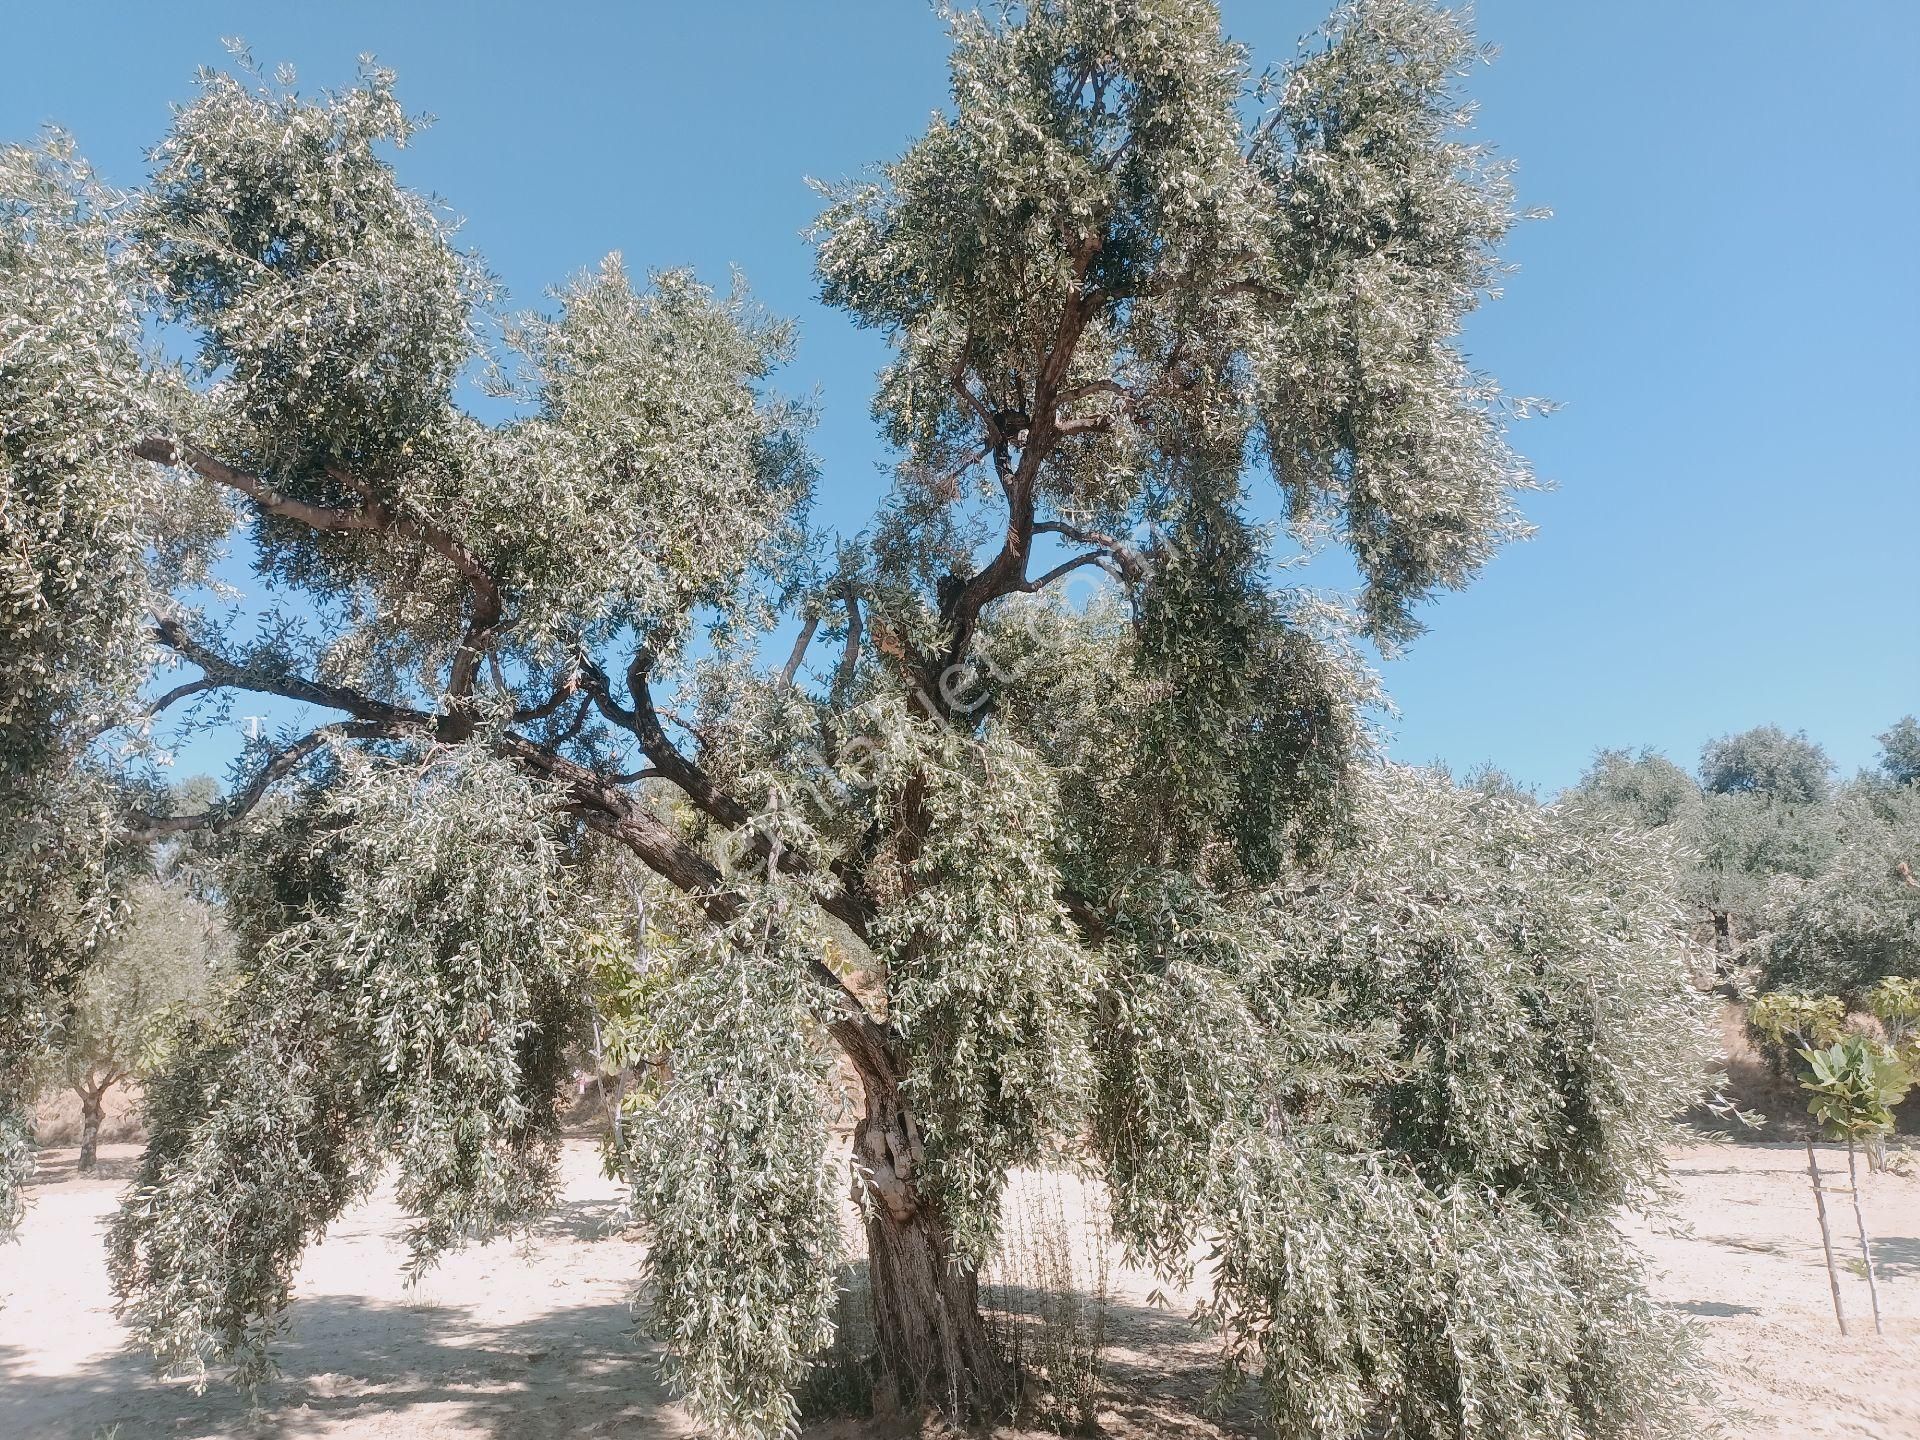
[1869,1236,1920,1280]
[0,1293,679,1440]
[995,1283,1262,1439]
[1,1277,1267,1440]
[1669,1299,1762,1317]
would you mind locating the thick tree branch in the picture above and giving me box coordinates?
[577,653,752,833]
[134,436,372,534]
[1053,378,1134,408]
[151,618,426,728]
[576,653,875,939]
[780,613,820,688]
[835,588,864,704]
[931,261,1104,697]
[503,737,877,1022]
[126,719,400,841]
[136,437,505,716]
[1052,414,1112,438]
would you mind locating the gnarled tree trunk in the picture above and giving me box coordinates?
[77,1087,106,1173]
[835,1017,1007,1423]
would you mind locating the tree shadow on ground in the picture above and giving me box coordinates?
[23,1151,142,1188]
[1700,1233,1795,1258]
[1668,1299,1762,1317]
[523,1193,634,1245]
[1867,1235,1920,1280]
[0,1293,688,1440]
[982,1282,1263,1439]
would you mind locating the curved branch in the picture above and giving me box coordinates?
[151,618,426,728]
[1023,551,1110,592]
[1053,414,1112,439]
[125,719,400,842]
[578,653,751,832]
[1033,520,1148,584]
[512,673,582,724]
[931,255,1105,699]
[134,437,371,534]
[136,438,505,712]
[146,676,216,719]
[574,657,874,941]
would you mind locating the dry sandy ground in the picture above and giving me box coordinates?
[1,1139,1914,1439]
[1624,1144,1919,1439]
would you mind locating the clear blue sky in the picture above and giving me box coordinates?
[5,2,1915,793]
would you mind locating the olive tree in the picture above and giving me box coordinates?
[1699,724,1833,806]
[54,876,219,1170]
[6,4,1711,1435]
[1761,776,1920,999]
[1574,725,1919,996]
[1878,716,1920,790]
[1572,731,1840,958]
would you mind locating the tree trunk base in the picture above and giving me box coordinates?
[77,1095,104,1174]
[837,1016,1009,1427]
[864,1202,1008,1424]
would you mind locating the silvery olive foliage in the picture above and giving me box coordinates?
[1760,775,1920,999]
[608,883,846,1440]
[3,4,1716,1436]
[1573,721,1919,999]
[1880,716,1920,789]
[1699,724,1833,807]
[1094,768,1713,1440]
[858,705,1101,1262]
[0,137,221,1237]
[1572,731,1841,957]
[107,747,585,1383]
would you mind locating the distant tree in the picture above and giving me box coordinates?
[1700,724,1832,805]
[1689,789,1840,960]
[1877,715,1920,789]
[56,878,219,1169]
[1760,782,1920,998]
[1576,725,1920,994]
[1573,738,1841,960]
[6,4,1714,1435]
[1460,760,1538,803]
[1572,747,1698,829]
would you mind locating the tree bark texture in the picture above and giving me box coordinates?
[77,1089,105,1173]
[837,1018,1007,1422]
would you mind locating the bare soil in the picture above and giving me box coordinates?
[2,1139,1914,1439]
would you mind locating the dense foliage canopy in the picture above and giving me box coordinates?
[4,5,1720,1436]
[1572,719,1920,998]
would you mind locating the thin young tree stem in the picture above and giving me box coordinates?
[1845,1140,1884,1335]
[1805,1139,1847,1336]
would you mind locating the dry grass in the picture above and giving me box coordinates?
[982,1171,1114,1433]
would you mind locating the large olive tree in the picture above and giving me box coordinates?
[4,4,1709,1435]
